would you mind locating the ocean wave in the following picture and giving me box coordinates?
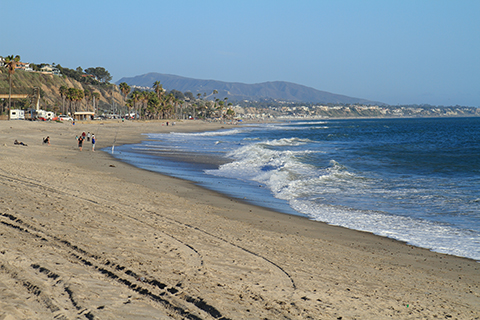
[291,199,480,261]
[262,125,329,131]
[180,128,247,136]
[284,121,328,125]
[206,139,356,203]
[147,128,247,139]
[260,137,313,146]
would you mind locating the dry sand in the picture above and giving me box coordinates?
[0,119,478,320]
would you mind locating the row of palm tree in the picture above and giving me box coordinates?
[118,81,236,120]
[118,81,182,119]
[59,85,99,115]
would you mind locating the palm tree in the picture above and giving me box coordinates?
[146,91,160,119]
[140,91,150,119]
[125,98,133,118]
[84,89,92,111]
[153,81,163,99]
[217,100,224,118]
[66,88,76,114]
[131,90,141,119]
[4,55,20,118]
[92,92,100,115]
[76,89,84,112]
[159,93,170,119]
[212,89,219,112]
[119,82,131,103]
[59,85,68,114]
[66,88,84,115]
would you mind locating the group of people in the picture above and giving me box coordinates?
[14,132,97,151]
[77,131,96,151]
[14,136,48,147]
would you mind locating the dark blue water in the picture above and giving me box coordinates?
[109,117,480,261]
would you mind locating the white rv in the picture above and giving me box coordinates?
[36,109,55,120]
[10,109,25,120]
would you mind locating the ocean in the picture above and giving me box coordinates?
[109,117,480,261]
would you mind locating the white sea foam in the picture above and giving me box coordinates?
[285,121,328,125]
[175,128,246,136]
[205,137,480,261]
[206,139,348,203]
[291,199,480,261]
[261,137,312,146]
[146,128,247,139]
[260,125,329,131]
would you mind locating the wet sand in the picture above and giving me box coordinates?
[0,119,478,319]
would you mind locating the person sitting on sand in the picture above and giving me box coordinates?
[14,140,27,146]
[43,136,50,145]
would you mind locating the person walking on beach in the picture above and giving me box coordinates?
[87,132,91,142]
[91,133,96,152]
[78,135,84,151]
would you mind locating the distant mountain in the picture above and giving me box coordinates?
[116,73,382,105]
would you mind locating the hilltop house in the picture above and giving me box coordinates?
[0,58,34,71]
[16,62,33,71]
[40,64,61,76]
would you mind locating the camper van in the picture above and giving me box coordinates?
[36,110,55,120]
[10,109,25,120]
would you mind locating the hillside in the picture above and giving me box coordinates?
[0,69,124,113]
[116,72,383,105]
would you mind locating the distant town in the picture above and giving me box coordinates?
[235,101,480,120]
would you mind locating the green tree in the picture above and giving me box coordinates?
[4,55,21,117]
[226,107,235,120]
[184,91,194,101]
[84,67,112,83]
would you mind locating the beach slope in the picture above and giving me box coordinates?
[0,120,478,319]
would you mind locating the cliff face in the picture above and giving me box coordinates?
[0,69,124,113]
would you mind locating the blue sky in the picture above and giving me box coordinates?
[2,0,479,106]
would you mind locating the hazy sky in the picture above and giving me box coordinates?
[2,0,479,106]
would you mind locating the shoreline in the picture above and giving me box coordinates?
[0,120,478,319]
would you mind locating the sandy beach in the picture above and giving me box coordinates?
[0,119,478,320]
